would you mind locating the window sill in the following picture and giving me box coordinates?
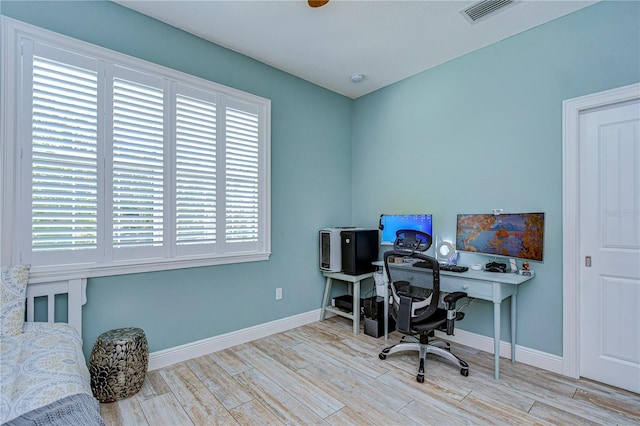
[27,252,271,284]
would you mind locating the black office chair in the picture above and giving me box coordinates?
[379,230,469,382]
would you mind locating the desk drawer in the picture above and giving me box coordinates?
[388,265,494,301]
[440,275,492,300]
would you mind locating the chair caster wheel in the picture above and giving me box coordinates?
[417,374,424,383]
[379,353,386,360]
[461,368,469,377]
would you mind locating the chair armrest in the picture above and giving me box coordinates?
[444,292,467,335]
[444,291,467,304]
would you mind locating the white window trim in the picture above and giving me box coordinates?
[1,17,271,283]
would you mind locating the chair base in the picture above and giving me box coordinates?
[379,335,469,382]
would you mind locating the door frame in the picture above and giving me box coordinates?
[562,82,640,378]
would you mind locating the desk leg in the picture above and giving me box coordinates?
[320,276,332,321]
[493,301,500,380]
[511,291,517,362]
[353,279,360,334]
[384,284,389,342]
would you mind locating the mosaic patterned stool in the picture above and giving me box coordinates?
[89,327,148,403]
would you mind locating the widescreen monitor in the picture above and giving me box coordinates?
[456,213,545,262]
[379,214,433,245]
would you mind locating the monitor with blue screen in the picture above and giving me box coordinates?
[379,214,433,245]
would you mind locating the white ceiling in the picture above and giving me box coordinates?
[114,0,597,98]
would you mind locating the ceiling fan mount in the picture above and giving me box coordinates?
[308,0,330,8]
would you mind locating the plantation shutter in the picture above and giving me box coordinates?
[10,20,270,273]
[111,67,165,258]
[27,43,99,266]
[175,86,217,253]
[224,99,261,251]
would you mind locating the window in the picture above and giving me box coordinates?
[1,19,271,278]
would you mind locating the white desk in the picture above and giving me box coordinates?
[380,262,534,380]
[320,271,375,334]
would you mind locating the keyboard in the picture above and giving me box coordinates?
[439,263,469,273]
[412,262,468,273]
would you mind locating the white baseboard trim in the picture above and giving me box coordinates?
[148,309,321,371]
[435,328,564,375]
[149,309,563,376]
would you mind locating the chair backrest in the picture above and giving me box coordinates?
[383,249,440,333]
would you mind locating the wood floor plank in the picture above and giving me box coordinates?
[299,359,413,412]
[98,402,120,425]
[298,365,417,425]
[459,382,535,414]
[135,369,171,401]
[207,347,253,376]
[290,335,389,379]
[186,355,254,411]
[378,364,539,425]
[248,337,310,371]
[99,396,148,426]
[404,391,551,426]
[323,406,379,426]
[522,389,637,425]
[456,393,551,426]
[264,331,299,349]
[239,345,344,419]
[138,393,194,426]
[472,367,639,425]
[100,393,149,425]
[228,399,285,426]
[451,365,536,413]
[572,376,640,400]
[289,322,344,345]
[376,368,472,412]
[159,363,238,425]
[528,400,602,426]
[573,387,640,422]
[234,368,327,425]
[399,398,496,426]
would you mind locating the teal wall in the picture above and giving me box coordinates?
[2,1,354,358]
[4,1,639,360]
[351,1,640,355]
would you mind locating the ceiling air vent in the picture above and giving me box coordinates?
[460,0,516,24]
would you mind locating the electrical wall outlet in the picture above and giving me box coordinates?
[275,287,283,300]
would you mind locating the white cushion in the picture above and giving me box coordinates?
[0,264,30,336]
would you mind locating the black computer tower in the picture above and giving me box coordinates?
[363,296,395,338]
[340,229,379,275]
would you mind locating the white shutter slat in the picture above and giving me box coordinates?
[33,132,97,147]
[225,106,259,243]
[176,93,217,246]
[31,56,98,253]
[112,76,164,249]
[33,76,96,100]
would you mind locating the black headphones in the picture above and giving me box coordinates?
[485,262,507,273]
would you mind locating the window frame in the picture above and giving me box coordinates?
[0,17,271,283]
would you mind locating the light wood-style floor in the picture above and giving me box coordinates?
[100,317,640,425]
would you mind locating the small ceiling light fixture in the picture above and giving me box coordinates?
[308,0,329,7]
[350,74,364,83]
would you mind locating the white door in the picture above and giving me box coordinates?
[578,98,640,393]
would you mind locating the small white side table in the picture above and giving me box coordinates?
[320,271,375,334]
